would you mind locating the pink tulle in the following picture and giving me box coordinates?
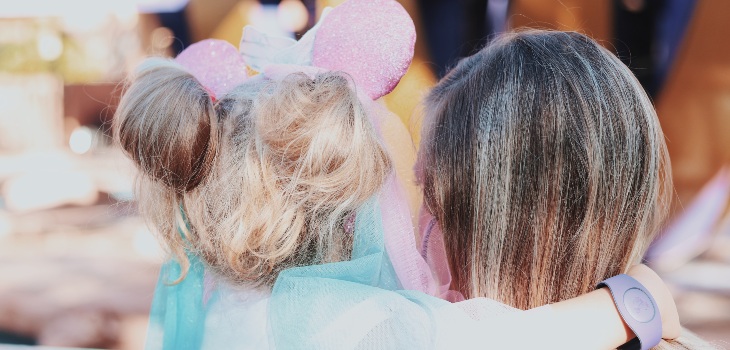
[203,271,217,305]
[379,174,464,301]
[419,205,464,302]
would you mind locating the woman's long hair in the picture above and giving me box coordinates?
[420,30,672,309]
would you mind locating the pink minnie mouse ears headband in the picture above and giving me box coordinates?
[175,39,249,101]
[173,0,416,102]
[242,0,416,100]
[311,0,415,100]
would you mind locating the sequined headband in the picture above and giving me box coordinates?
[175,39,248,101]
[174,0,416,101]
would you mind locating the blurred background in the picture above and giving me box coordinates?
[0,0,728,348]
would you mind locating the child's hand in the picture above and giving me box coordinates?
[627,264,681,340]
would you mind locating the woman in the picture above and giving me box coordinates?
[419,29,712,349]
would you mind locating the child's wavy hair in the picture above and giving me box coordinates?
[114,58,392,286]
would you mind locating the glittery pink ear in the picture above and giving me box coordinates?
[312,0,416,100]
[175,39,248,98]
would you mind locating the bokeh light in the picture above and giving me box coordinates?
[151,27,174,51]
[277,0,309,32]
[3,171,98,213]
[68,126,93,155]
[36,30,63,61]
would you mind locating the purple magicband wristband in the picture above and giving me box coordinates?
[596,274,662,350]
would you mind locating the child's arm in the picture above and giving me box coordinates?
[546,264,679,348]
[437,265,680,349]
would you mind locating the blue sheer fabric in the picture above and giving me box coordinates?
[269,197,454,349]
[146,251,207,350]
[145,197,456,349]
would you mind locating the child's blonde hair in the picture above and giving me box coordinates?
[114,58,392,286]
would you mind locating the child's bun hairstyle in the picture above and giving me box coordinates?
[114,58,392,286]
[115,58,218,193]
